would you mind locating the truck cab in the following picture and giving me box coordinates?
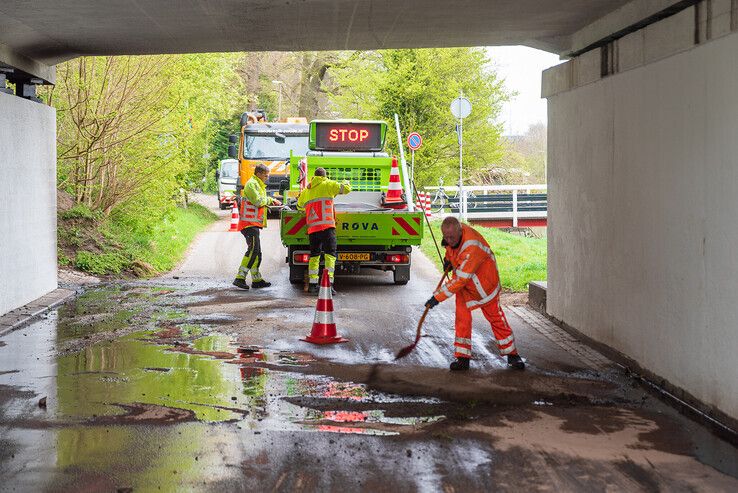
[280,120,424,286]
[229,112,309,216]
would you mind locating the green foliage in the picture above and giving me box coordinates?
[61,203,216,277]
[328,48,509,187]
[420,221,547,292]
[60,204,100,221]
[48,53,245,217]
[75,251,129,275]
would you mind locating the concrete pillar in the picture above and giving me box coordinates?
[544,23,738,422]
[0,91,57,316]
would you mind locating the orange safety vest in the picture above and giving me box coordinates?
[434,224,502,309]
[304,197,336,234]
[238,199,265,230]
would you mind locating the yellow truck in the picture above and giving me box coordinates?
[228,111,309,216]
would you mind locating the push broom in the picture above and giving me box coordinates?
[395,178,450,360]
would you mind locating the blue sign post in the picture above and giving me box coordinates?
[406,132,423,186]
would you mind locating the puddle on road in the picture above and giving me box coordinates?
[1,284,447,438]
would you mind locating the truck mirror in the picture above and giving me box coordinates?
[228,134,238,144]
[228,144,237,158]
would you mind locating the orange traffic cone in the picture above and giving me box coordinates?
[302,269,348,345]
[229,203,239,232]
[382,156,406,208]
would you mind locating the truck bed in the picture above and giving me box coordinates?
[280,207,424,246]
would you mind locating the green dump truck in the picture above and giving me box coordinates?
[280,120,424,285]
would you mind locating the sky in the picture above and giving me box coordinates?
[485,46,563,136]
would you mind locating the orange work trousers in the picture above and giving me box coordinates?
[454,293,517,358]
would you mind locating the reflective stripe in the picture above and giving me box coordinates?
[471,274,488,298]
[466,284,501,308]
[455,270,473,279]
[500,344,516,355]
[439,284,453,298]
[308,269,319,275]
[313,310,335,324]
[454,346,472,356]
[455,337,472,346]
[459,239,495,259]
[240,202,261,221]
[497,335,514,346]
[319,286,332,298]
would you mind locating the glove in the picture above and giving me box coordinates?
[443,258,452,272]
[425,296,440,309]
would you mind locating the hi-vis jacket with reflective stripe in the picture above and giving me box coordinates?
[297,176,351,234]
[238,175,274,229]
[434,224,502,309]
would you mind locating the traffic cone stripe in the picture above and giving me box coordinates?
[229,203,239,232]
[316,298,334,312]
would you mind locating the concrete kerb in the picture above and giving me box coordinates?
[0,288,77,337]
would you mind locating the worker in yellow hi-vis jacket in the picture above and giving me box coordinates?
[233,163,281,290]
[297,167,351,294]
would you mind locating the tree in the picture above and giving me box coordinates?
[47,53,245,221]
[327,48,509,187]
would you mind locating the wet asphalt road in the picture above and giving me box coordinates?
[1,195,737,492]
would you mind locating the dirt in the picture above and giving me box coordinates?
[93,403,198,424]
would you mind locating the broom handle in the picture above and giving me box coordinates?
[410,178,444,263]
[415,267,450,342]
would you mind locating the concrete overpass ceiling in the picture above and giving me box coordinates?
[0,0,634,67]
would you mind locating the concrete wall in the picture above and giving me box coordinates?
[546,29,738,421]
[0,92,57,315]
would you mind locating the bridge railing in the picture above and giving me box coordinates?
[422,184,547,226]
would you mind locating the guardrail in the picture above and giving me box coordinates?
[422,184,547,226]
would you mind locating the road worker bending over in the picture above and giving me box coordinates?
[425,216,525,370]
[233,163,281,290]
[297,167,351,294]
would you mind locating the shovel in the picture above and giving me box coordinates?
[395,267,450,360]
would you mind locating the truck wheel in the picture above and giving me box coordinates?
[393,265,410,285]
[289,265,307,285]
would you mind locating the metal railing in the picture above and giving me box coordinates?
[423,184,547,226]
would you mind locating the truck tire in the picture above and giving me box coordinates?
[393,265,410,285]
[289,264,307,285]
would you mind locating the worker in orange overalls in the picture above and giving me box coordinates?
[424,216,525,370]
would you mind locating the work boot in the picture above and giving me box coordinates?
[330,285,337,296]
[449,357,470,371]
[307,284,319,294]
[507,354,525,370]
[251,280,272,289]
[232,278,250,290]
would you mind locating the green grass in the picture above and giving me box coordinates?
[112,203,218,273]
[62,203,217,277]
[419,220,547,292]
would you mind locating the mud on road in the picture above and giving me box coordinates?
[1,280,737,492]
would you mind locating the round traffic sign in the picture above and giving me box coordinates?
[407,132,423,151]
[450,97,472,119]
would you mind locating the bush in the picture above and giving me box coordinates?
[75,251,130,275]
[60,204,99,220]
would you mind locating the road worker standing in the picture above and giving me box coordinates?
[233,163,281,290]
[297,167,351,294]
[424,216,525,370]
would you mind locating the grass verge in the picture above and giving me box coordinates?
[59,203,217,277]
[419,220,547,292]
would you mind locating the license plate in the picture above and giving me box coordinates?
[339,252,371,261]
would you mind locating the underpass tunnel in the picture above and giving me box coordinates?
[1,0,737,431]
